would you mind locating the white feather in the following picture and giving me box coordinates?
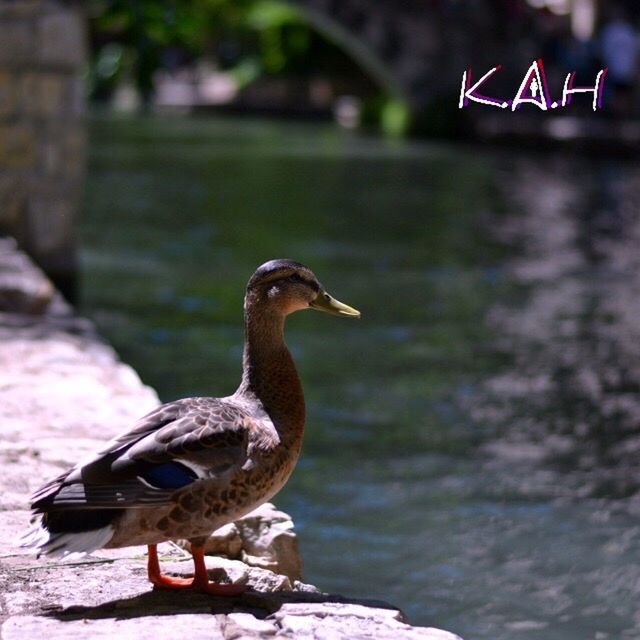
[17,519,114,559]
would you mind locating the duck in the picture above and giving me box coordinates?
[19,259,360,595]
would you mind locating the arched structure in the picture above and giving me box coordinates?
[291,0,607,122]
[291,0,533,110]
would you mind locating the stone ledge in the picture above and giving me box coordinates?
[0,238,463,640]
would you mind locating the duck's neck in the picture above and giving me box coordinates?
[236,300,305,438]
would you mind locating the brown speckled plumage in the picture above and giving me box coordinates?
[21,259,360,574]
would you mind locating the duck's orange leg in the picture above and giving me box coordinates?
[147,544,193,588]
[190,545,246,596]
[147,544,246,596]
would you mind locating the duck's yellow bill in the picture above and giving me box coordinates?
[309,289,360,318]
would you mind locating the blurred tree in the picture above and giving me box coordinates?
[87,0,352,108]
[89,0,249,107]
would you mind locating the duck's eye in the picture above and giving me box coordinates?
[289,274,305,284]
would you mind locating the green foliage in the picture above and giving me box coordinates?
[87,0,315,105]
[380,97,410,138]
[360,95,413,138]
[87,0,412,134]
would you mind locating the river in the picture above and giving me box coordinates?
[80,115,640,640]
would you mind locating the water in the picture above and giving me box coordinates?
[80,115,640,640]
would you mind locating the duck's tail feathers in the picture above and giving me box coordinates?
[17,517,115,560]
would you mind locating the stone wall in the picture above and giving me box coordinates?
[0,0,86,298]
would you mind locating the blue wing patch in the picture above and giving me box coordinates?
[141,462,198,489]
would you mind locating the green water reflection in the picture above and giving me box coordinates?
[80,116,640,640]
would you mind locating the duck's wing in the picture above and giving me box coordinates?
[31,397,273,513]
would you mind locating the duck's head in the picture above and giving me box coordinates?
[246,259,360,318]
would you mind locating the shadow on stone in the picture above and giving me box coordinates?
[45,588,404,622]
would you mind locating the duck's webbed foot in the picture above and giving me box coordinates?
[147,544,194,589]
[146,543,246,596]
